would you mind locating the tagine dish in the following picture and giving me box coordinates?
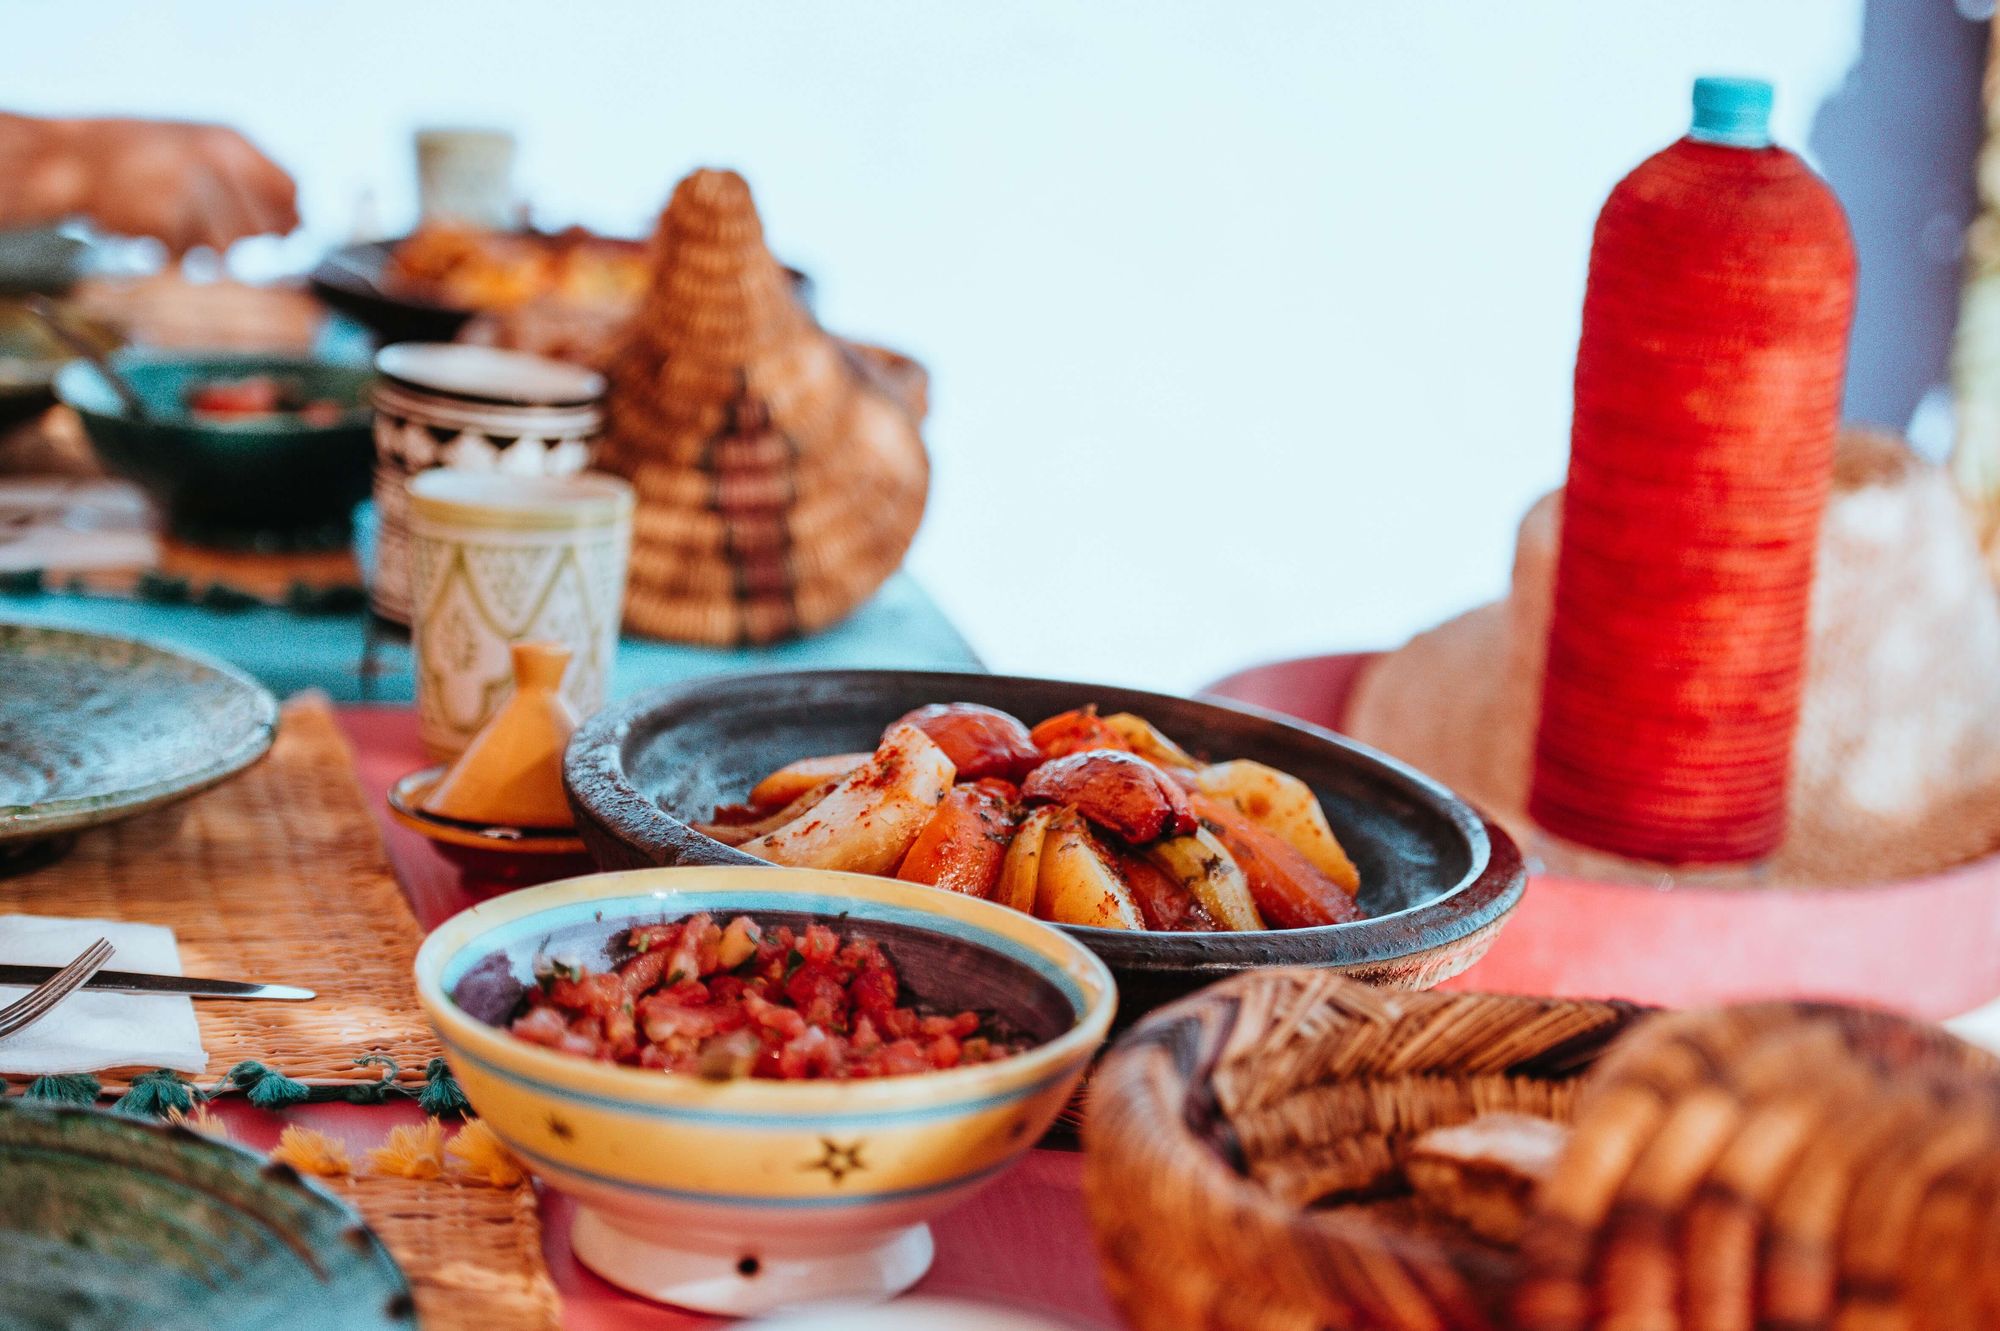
[697,702,1366,933]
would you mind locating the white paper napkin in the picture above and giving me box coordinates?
[0,915,207,1075]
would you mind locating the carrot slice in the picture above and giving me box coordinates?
[896,783,1016,898]
[1193,793,1360,927]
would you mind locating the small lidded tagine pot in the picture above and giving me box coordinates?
[367,343,605,624]
[388,641,594,884]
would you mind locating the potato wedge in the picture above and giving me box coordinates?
[695,778,840,846]
[1145,828,1264,931]
[1101,712,1199,771]
[1194,760,1360,892]
[748,753,868,809]
[1034,809,1144,930]
[996,805,1056,914]
[739,724,955,874]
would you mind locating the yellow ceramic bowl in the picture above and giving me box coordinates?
[413,866,1116,1315]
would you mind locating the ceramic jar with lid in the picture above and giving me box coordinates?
[368,343,605,624]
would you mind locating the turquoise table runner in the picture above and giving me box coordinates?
[0,572,981,702]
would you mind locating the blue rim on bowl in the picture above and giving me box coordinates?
[412,866,1118,1312]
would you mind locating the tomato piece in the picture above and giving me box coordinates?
[1021,749,1198,844]
[186,375,285,417]
[893,703,1041,781]
[511,914,1025,1080]
[1110,846,1207,930]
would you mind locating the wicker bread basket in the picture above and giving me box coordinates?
[1083,971,2000,1331]
[598,168,929,646]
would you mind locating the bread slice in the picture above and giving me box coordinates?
[1404,1113,1570,1245]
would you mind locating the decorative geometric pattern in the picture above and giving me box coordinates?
[803,1137,868,1186]
[366,402,600,625]
[410,523,627,755]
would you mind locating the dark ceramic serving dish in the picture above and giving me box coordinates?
[0,1100,412,1329]
[57,352,375,548]
[565,670,1524,1021]
[309,236,817,347]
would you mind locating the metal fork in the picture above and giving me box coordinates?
[0,938,114,1041]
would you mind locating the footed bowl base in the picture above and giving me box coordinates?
[570,1207,935,1315]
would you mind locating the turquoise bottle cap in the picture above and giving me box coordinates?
[1689,76,1774,148]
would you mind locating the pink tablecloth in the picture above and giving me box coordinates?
[211,706,1119,1331]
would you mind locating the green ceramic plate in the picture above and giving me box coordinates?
[0,624,278,848]
[0,1101,413,1330]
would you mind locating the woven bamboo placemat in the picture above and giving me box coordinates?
[324,1175,561,1331]
[0,694,439,1089]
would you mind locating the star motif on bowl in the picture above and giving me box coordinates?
[804,1137,866,1185]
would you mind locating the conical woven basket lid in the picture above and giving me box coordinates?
[599,168,929,646]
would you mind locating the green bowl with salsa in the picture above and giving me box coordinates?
[56,351,375,549]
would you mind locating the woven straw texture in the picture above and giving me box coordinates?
[600,167,929,646]
[1084,971,1645,1330]
[324,1174,559,1331]
[1086,971,2000,1331]
[1532,136,1855,865]
[0,696,439,1089]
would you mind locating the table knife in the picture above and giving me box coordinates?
[0,965,314,1001]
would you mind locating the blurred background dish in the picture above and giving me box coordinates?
[56,350,374,549]
[0,227,93,298]
[0,1100,413,1330]
[0,623,276,864]
[309,239,472,346]
[310,230,813,369]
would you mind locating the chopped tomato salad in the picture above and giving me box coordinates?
[507,913,1025,1081]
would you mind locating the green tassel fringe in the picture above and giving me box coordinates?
[8,1053,460,1115]
[218,1061,314,1110]
[113,1069,203,1118]
[417,1058,469,1117]
[134,572,192,604]
[23,1073,101,1106]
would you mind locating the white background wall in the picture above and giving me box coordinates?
[2,1,1980,692]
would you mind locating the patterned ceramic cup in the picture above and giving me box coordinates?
[369,343,605,625]
[407,471,634,759]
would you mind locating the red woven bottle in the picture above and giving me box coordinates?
[1529,78,1855,865]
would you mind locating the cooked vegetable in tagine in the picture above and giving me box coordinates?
[698,704,1364,932]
